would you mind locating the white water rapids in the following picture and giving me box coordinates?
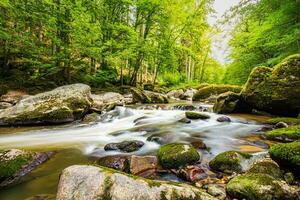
[0,106,264,156]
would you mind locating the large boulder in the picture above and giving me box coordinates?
[91,92,125,112]
[213,92,251,114]
[130,88,168,104]
[0,149,53,188]
[241,54,300,116]
[56,165,216,200]
[0,84,92,126]
[192,84,242,102]
[166,89,184,100]
[269,141,300,176]
[158,143,200,169]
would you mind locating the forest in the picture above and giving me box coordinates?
[1,0,297,90]
[0,0,299,200]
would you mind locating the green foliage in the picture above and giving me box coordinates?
[223,0,300,84]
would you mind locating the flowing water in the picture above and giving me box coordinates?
[0,104,270,200]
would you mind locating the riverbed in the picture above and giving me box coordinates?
[0,103,271,200]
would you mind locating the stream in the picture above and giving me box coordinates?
[0,103,271,200]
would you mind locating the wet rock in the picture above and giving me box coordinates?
[247,159,283,179]
[274,122,289,129]
[252,140,269,149]
[0,84,92,126]
[207,184,226,200]
[216,116,231,122]
[269,141,300,176]
[0,91,28,105]
[241,54,300,116]
[178,117,192,123]
[166,89,184,100]
[130,88,168,104]
[185,111,210,120]
[123,93,134,104]
[213,92,251,114]
[56,165,215,200]
[104,140,145,153]
[24,194,55,200]
[0,149,54,188]
[226,173,300,200]
[91,92,125,112]
[96,155,130,172]
[129,155,158,178]
[191,141,207,150]
[177,166,208,182]
[172,104,196,111]
[209,151,252,174]
[0,102,13,109]
[193,84,242,102]
[265,125,300,142]
[147,135,164,144]
[82,112,99,123]
[158,143,200,169]
[284,172,295,185]
[180,89,197,100]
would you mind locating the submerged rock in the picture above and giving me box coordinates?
[192,84,242,102]
[0,84,92,126]
[0,149,53,188]
[56,165,216,200]
[216,116,231,122]
[269,141,300,176]
[265,125,300,142]
[158,143,200,169]
[104,140,145,153]
[241,54,300,116]
[24,194,55,200]
[176,165,208,182]
[185,111,210,120]
[82,112,99,123]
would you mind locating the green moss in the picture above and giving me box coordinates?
[247,159,282,179]
[193,84,242,101]
[209,151,252,173]
[157,143,200,169]
[0,151,33,181]
[103,176,113,200]
[185,111,210,120]
[265,125,300,142]
[269,142,300,175]
[267,117,300,125]
[226,173,295,200]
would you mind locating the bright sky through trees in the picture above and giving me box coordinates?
[208,0,241,64]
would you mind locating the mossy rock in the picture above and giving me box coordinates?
[226,173,299,200]
[185,111,210,120]
[192,84,242,101]
[209,151,252,174]
[157,143,200,169]
[267,117,300,125]
[0,149,34,181]
[247,159,282,179]
[241,54,300,117]
[265,125,300,142]
[130,88,151,103]
[213,91,251,114]
[269,142,300,176]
